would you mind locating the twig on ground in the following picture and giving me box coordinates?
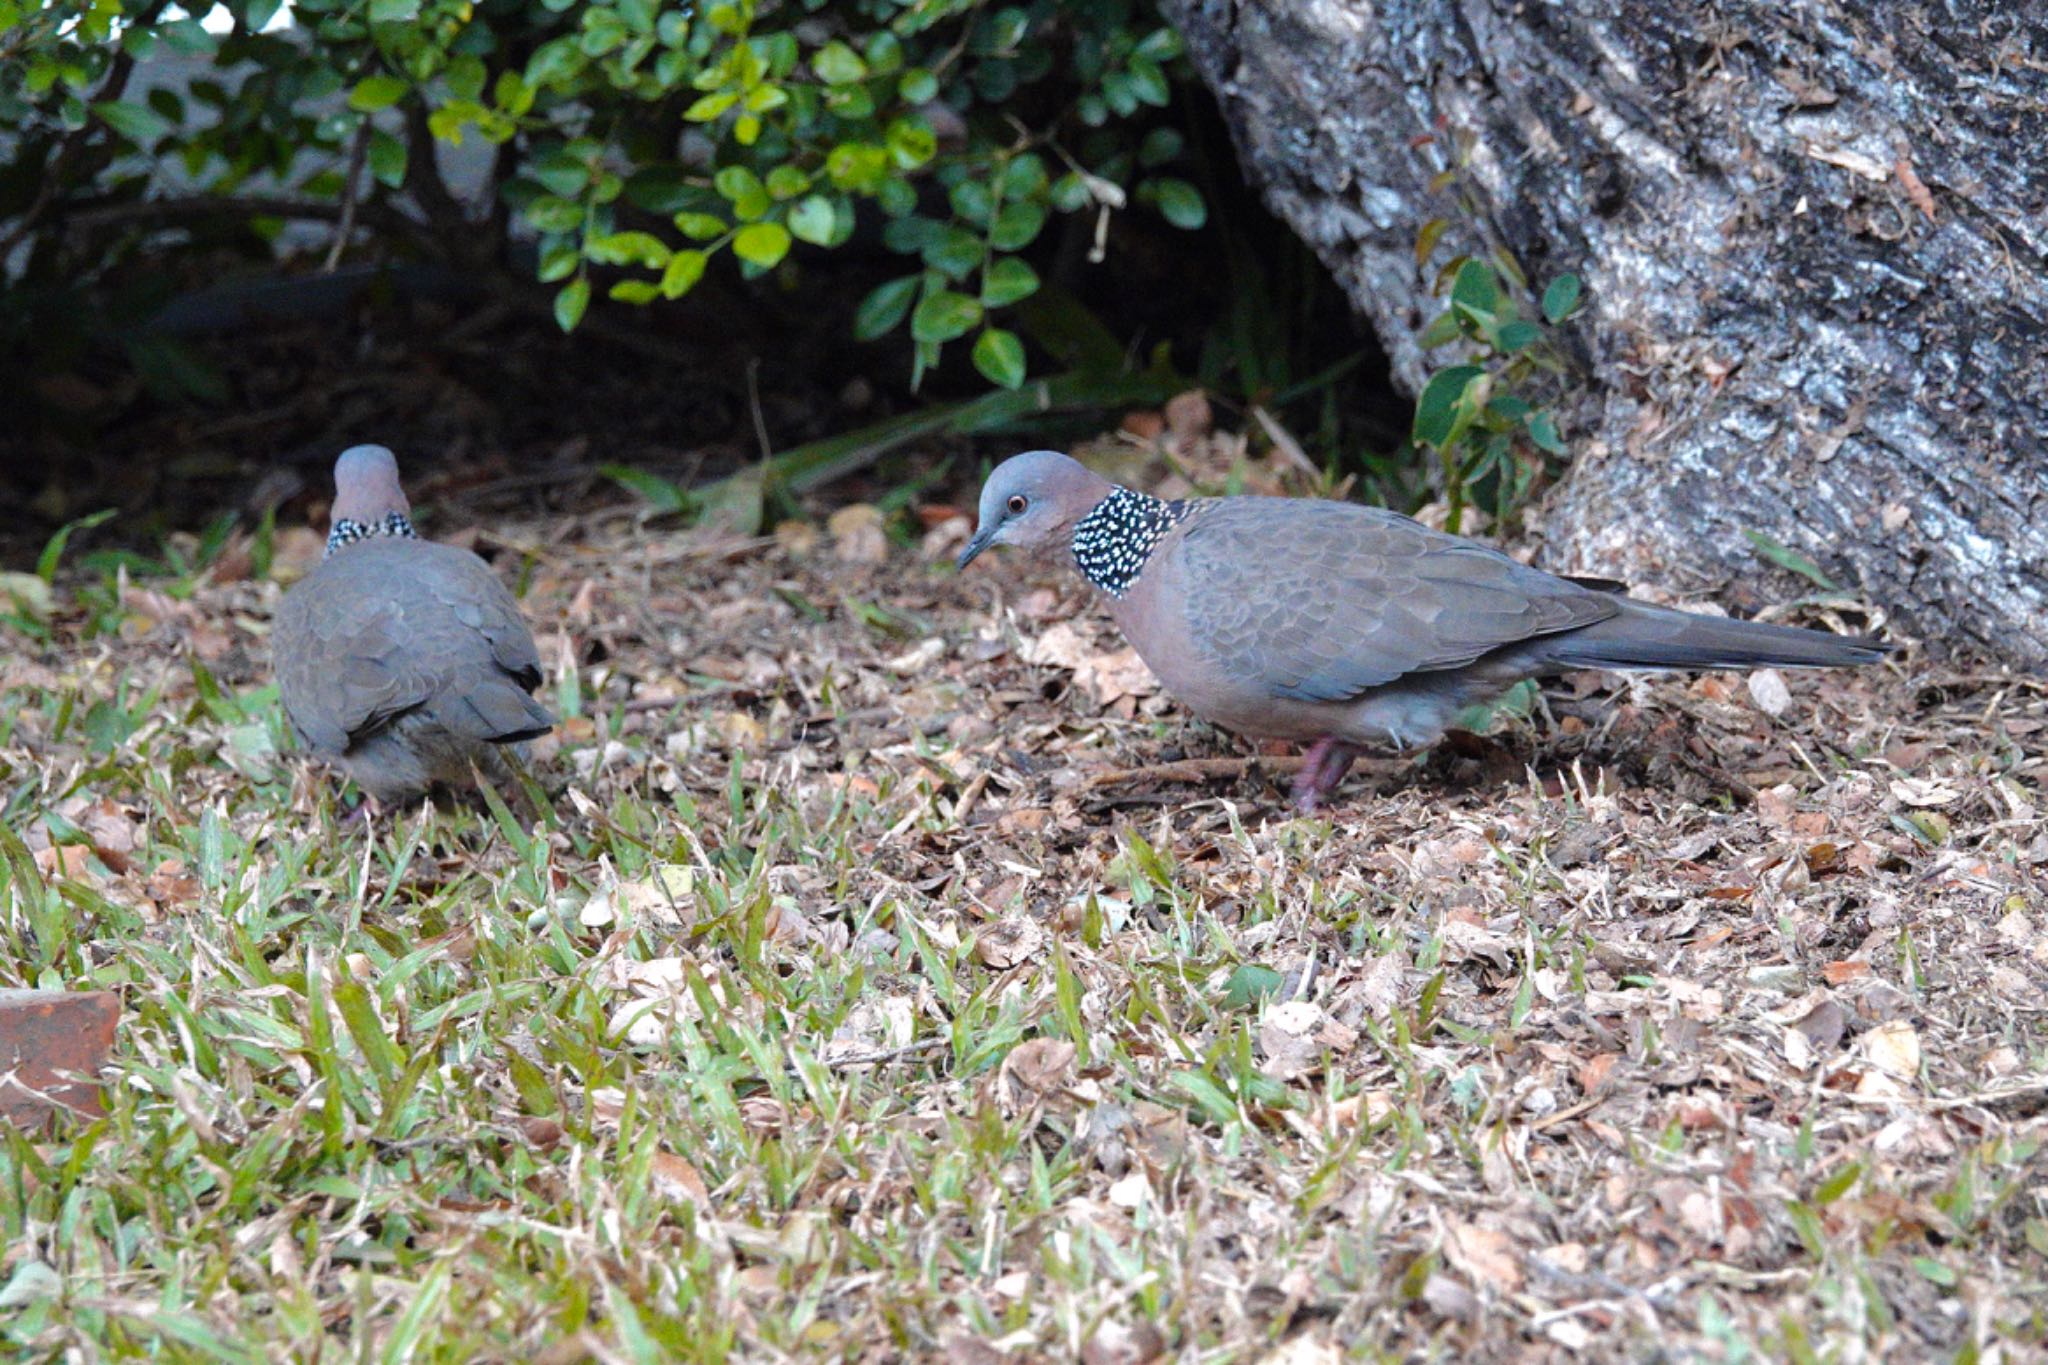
[825,1038,949,1071]
[1079,756,1306,792]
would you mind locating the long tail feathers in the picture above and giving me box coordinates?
[447,678,557,743]
[1545,600,1894,672]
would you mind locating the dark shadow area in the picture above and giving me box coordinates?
[0,79,1405,568]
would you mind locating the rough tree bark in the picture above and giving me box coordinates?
[1164,0,2048,666]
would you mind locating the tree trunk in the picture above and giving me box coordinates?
[1164,0,2048,666]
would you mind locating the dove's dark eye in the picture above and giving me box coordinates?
[1006,495,1028,515]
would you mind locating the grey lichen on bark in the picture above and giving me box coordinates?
[1165,0,2047,665]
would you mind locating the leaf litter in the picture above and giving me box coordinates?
[0,448,2043,1360]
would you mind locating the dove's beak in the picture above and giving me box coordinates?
[956,523,998,571]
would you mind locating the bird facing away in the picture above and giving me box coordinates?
[958,451,1893,812]
[273,446,554,808]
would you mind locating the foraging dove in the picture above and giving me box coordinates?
[958,451,1892,811]
[274,446,554,806]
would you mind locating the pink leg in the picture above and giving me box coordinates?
[1291,737,1361,813]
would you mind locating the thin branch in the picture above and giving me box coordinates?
[58,193,440,253]
[323,121,373,273]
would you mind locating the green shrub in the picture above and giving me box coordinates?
[1,0,1204,390]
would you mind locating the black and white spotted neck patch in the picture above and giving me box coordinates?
[325,512,417,557]
[1071,487,1194,598]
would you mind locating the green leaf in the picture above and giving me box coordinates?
[910,290,982,344]
[1126,58,1170,107]
[330,979,399,1083]
[1452,677,1539,734]
[1416,308,1463,349]
[683,91,738,122]
[898,68,937,103]
[602,464,691,513]
[368,0,419,21]
[885,118,937,169]
[922,226,985,280]
[1002,155,1049,201]
[93,99,169,143]
[1412,364,1486,449]
[554,278,590,333]
[1497,320,1541,353]
[1139,127,1183,168]
[367,131,407,187]
[446,54,486,101]
[1542,273,1583,323]
[1221,964,1284,1010]
[714,165,770,220]
[1146,177,1205,230]
[1525,410,1566,456]
[532,150,590,198]
[825,142,891,193]
[972,328,1026,388]
[525,196,584,233]
[1451,259,1500,321]
[537,243,579,283]
[824,86,874,122]
[1912,1257,1958,1288]
[788,196,837,246]
[812,40,867,85]
[949,179,994,226]
[980,256,1040,308]
[988,200,1046,251]
[609,280,660,304]
[587,231,670,267]
[525,36,586,89]
[764,165,810,200]
[35,509,116,583]
[854,276,919,341]
[732,222,791,267]
[1814,1161,1864,1205]
[661,249,708,299]
[1743,530,1839,591]
[673,212,726,240]
[1168,1070,1238,1127]
[494,70,534,116]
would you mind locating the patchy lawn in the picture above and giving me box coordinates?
[2,463,2044,1362]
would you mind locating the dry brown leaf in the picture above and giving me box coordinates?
[1021,622,1158,707]
[975,917,1045,970]
[1747,669,1792,717]
[774,519,821,558]
[1081,1319,1166,1365]
[1442,1217,1523,1293]
[827,503,888,565]
[145,859,201,910]
[1257,1335,1340,1365]
[649,1150,710,1205]
[997,1037,1076,1113]
[714,711,767,750]
[1163,389,1213,447]
[1257,999,1326,1081]
[1890,777,1961,808]
[1862,1019,1921,1080]
[34,844,101,882]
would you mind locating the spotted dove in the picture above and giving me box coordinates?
[958,451,1892,811]
[273,446,554,806]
